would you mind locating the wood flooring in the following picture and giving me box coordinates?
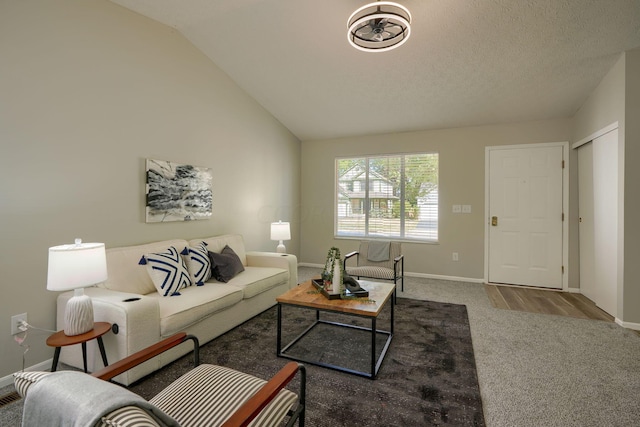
[484,284,614,322]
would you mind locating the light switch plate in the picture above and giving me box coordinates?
[452,205,461,213]
[462,205,471,213]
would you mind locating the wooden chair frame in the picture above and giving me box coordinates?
[91,332,306,427]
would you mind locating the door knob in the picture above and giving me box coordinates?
[491,216,498,226]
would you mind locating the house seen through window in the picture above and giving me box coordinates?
[336,153,438,241]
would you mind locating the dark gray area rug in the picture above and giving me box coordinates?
[130,298,485,426]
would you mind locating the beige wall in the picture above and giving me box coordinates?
[300,119,573,281]
[0,0,300,380]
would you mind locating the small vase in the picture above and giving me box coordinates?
[331,262,341,295]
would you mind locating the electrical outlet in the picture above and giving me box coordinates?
[11,313,27,335]
[452,252,459,261]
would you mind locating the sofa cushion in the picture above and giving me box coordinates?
[208,245,245,283]
[224,266,289,299]
[190,234,246,266]
[149,283,244,337]
[181,242,212,285]
[140,246,193,297]
[103,240,189,295]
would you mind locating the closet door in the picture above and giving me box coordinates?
[578,143,596,303]
[577,129,618,316]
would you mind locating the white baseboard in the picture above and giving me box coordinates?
[0,359,52,389]
[406,271,484,283]
[297,262,324,269]
[297,263,484,284]
[615,318,640,331]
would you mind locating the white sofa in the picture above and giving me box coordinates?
[55,234,297,385]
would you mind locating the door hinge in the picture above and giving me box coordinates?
[562,160,565,169]
[562,265,565,274]
[562,212,565,221]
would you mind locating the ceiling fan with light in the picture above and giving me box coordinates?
[347,1,412,52]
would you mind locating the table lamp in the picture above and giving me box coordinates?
[270,221,291,253]
[47,238,108,336]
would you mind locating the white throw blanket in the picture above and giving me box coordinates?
[22,371,179,427]
[367,241,390,262]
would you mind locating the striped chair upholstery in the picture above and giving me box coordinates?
[100,407,163,427]
[150,364,298,427]
[344,241,404,291]
[13,371,52,398]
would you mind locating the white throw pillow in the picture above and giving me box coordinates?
[139,246,192,297]
[181,242,212,285]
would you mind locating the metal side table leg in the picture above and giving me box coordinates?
[97,336,109,367]
[51,347,61,372]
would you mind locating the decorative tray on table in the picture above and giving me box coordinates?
[311,278,369,299]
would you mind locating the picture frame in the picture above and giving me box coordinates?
[145,158,212,223]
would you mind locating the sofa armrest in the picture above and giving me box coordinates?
[245,252,298,288]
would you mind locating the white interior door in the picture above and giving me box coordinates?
[488,146,564,288]
[578,143,597,303]
[577,129,618,316]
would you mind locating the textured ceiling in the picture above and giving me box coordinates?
[109,0,640,141]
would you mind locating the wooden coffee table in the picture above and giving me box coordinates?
[276,280,395,379]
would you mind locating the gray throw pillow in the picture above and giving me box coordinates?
[208,245,245,283]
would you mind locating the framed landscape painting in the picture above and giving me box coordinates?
[145,159,213,223]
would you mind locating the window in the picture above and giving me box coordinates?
[336,153,438,241]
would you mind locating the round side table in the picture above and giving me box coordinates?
[46,322,111,373]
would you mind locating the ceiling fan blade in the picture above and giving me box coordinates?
[384,25,403,36]
[357,25,374,36]
[354,20,374,34]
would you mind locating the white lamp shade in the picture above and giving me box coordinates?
[270,221,291,241]
[47,241,108,291]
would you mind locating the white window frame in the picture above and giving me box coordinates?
[335,153,439,242]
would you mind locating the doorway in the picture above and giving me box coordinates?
[485,143,568,289]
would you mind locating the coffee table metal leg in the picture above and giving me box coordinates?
[277,303,282,356]
[391,289,395,334]
[371,317,376,377]
[51,347,61,372]
[97,336,108,367]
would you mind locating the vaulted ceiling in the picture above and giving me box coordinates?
[110,0,640,141]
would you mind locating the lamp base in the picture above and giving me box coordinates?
[276,241,286,254]
[64,288,94,336]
